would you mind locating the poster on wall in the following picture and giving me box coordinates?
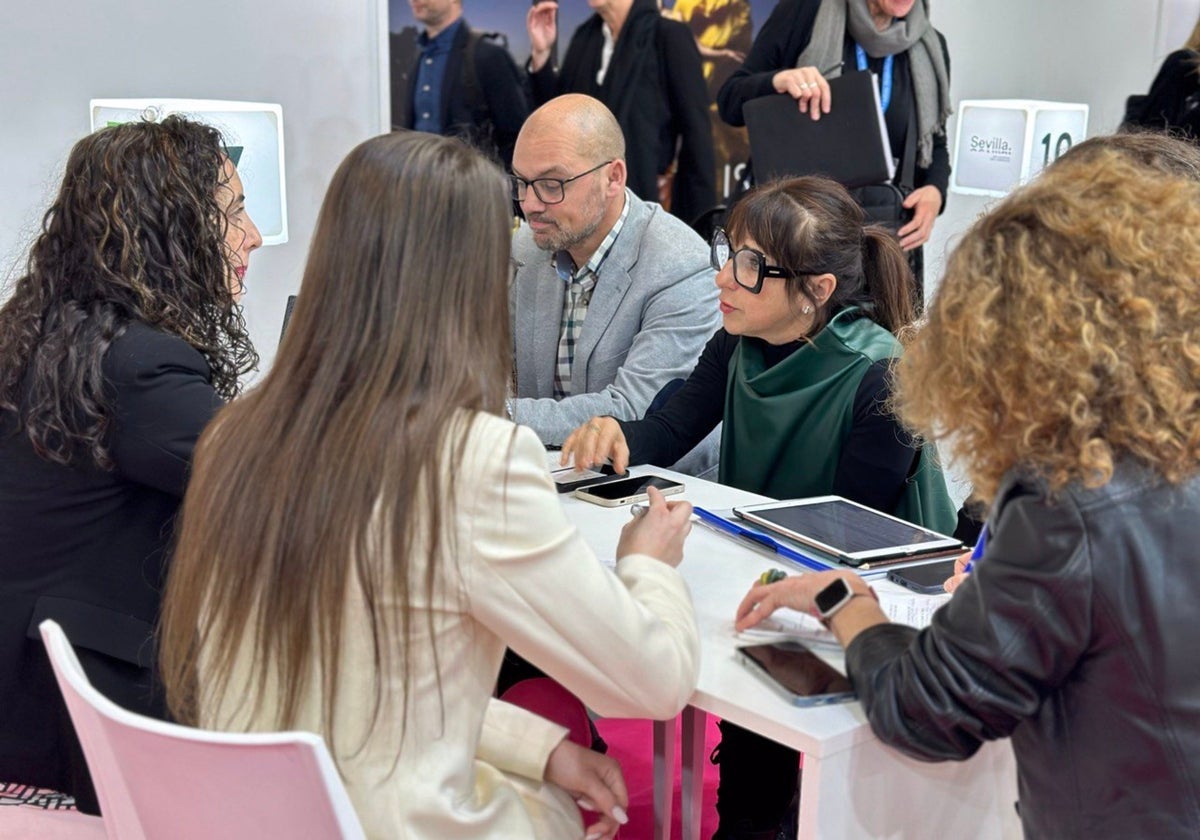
[89,99,288,246]
[384,0,774,203]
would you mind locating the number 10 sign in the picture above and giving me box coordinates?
[950,100,1089,198]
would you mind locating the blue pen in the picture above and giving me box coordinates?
[693,506,829,572]
[962,523,988,574]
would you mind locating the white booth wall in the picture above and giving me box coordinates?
[0,0,1195,379]
[922,0,1191,300]
[0,0,386,377]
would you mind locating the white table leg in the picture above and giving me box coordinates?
[679,705,707,840]
[653,717,678,840]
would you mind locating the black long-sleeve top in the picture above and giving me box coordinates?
[619,327,916,512]
[715,0,951,198]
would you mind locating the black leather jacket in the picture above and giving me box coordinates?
[846,460,1200,839]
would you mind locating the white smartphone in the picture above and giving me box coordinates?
[572,474,685,507]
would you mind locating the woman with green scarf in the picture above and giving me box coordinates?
[561,174,955,839]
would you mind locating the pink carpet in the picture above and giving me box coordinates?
[593,715,721,840]
[0,784,103,839]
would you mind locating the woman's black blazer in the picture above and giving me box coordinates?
[0,321,222,806]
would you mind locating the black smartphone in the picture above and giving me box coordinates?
[736,642,855,707]
[549,463,618,494]
[886,559,958,595]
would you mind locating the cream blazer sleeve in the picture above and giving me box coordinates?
[463,419,700,719]
[478,697,569,781]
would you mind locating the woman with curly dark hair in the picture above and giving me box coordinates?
[0,115,260,811]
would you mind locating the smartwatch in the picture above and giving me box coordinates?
[814,577,856,624]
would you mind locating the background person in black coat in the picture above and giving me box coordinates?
[1123,16,1200,140]
[526,0,717,226]
[718,0,951,301]
[0,116,260,813]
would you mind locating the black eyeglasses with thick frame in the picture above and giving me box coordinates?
[710,227,794,294]
[511,160,614,205]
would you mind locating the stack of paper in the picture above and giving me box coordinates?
[737,591,950,648]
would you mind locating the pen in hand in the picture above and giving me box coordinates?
[962,523,988,574]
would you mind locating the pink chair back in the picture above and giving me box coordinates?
[38,620,365,840]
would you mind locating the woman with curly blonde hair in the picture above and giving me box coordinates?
[732,139,1200,839]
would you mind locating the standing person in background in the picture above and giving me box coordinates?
[717,0,951,299]
[1123,15,1200,139]
[561,175,955,840]
[160,131,701,840]
[392,0,530,168]
[0,116,260,813]
[736,141,1200,840]
[526,0,717,225]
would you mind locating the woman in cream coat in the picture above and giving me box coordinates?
[159,132,700,840]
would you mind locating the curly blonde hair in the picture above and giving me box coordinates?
[895,148,1200,501]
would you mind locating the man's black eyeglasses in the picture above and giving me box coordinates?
[710,227,791,294]
[511,160,614,205]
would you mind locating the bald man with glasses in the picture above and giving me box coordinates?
[508,95,720,473]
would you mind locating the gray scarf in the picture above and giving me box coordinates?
[795,0,951,170]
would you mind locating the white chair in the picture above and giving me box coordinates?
[38,619,366,840]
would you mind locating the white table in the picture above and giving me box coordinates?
[560,467,1021,840]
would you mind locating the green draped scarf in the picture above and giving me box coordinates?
[718,309,955,532]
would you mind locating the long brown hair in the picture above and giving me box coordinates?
[725,176,916,336]
[0,116,256,468]
[159,132,513,745]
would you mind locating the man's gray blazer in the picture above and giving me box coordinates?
[511,191,719,452]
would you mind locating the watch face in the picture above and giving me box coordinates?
[815,578,852,615]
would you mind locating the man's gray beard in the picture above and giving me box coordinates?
[532,215,603,254]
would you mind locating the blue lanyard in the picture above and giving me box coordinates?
[855,44,893,113]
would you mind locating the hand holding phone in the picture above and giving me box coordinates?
[615,485,693,568]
